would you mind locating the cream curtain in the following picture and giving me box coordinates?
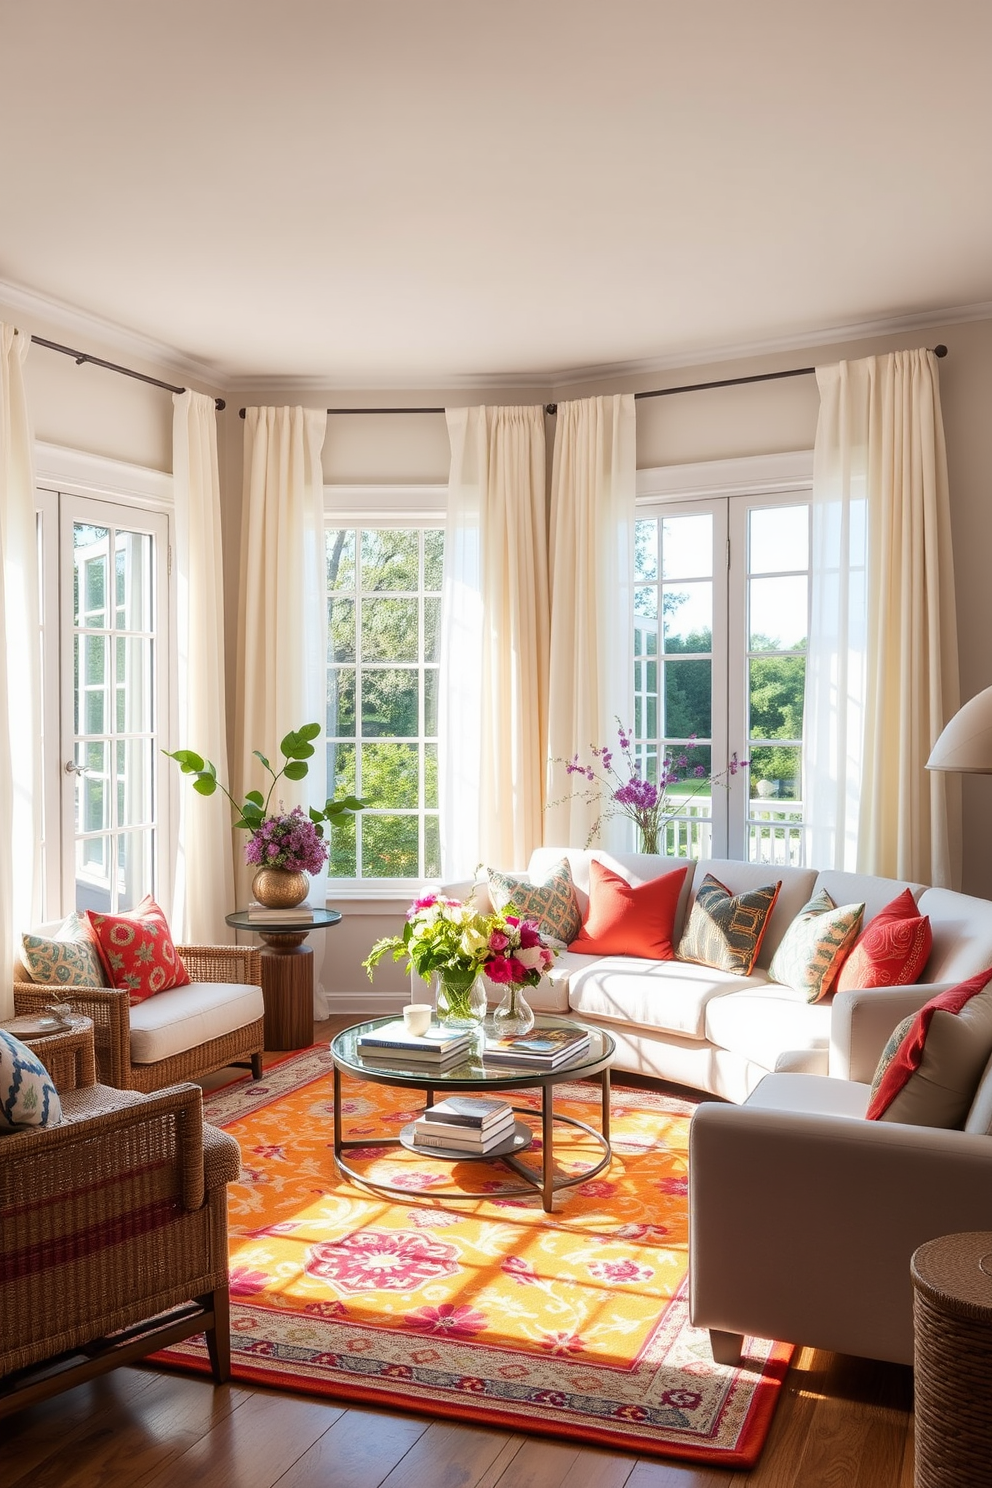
[237,406,329,1006]
[171,390,235,942]
[0,325,42,1017]
[805,350,961,886]
[439,405,549,878]
[545,394,636,850]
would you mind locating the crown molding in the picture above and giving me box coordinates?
[637,450,813,503]
[0,275,225,390]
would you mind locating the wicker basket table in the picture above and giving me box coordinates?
[911,1230,992,1488]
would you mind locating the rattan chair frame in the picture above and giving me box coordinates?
[0,1023,239,1417]
[14,944,265,1091]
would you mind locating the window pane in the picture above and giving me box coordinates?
[329,741,356,796]
[749,745,802,800]
[361,668,418,737]
[749,505,808,574]
[663,658,711,738]
[76,834,111,913]
[663,582,712,652]
[117,739,153,828]
[424,743,438,809]
[328,597,355,663]
[662,514,712,580]
[424,529,444,590]
[635,519,658,581]
[363,815,419,877]
[361,742,419,808]
[327,668,356,738]
[362,529,419,590]
[424,668,439,736]
[424,596,441,663]
[424,815,441,878]
[327,529,355,591]
[74,525,109,627]
[116,531,153,630]
[116,637,153,731]
[635,586,657,621]
[329,814,356,876]
[749,655,806,742]
[361,597,418,662]
[749,576,807,651]
[116,829,154,910]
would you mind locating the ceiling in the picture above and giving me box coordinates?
[3,0,992,389]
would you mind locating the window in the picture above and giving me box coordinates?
[635,454,812,864]
[325,516,444,881]
[38,468,174,917]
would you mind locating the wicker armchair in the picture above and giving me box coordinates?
[0,1022,240,1418]
[14,943,265,1092]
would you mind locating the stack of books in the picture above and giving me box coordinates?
[356,1021,472,1068]
[483,1026,591,1069]
[246,902,314,921]
[412,1095,516,1153]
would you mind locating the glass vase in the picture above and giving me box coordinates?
[432,971,487,1029]
[491,985,535,1038]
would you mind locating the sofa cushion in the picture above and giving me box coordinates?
[85,896,190,1003]
[678,874,781,976]
[569,860,688,959]
[0,1030,62,1130]
[704,982,834,1071]
[914,886,992,983]
[568,955,762,1040]
[744,1071,871,1120]
[866,969,992,1127]
[768,889,864,1004]
[21,911,108,988]
[487,858,581,946]
[127,981,264,1065]
[835,889,932,994]
[689,860,817,968]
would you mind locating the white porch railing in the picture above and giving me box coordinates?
[659,798,806,867]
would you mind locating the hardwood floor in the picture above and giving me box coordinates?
[2,1019,916,1486]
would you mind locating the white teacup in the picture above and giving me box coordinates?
[403,1003,433,1036]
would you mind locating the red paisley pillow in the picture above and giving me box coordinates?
[84,895,189,1004]
[835,889,932,993]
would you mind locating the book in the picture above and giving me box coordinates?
[483,1027,590,1067]
[413,1119,517,1153]
[358,1049,470,1070]
[356,1021,472,1059]
[421,1095,513,1129]
[246,903,315,920]
[413,1110,515,1145]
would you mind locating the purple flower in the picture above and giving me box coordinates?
[243,807,328,873]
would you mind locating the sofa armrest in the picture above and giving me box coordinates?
[21,1024,97,1092]
[688,1100,992,1363]
[176,945,262,986]
[829,983,955,1082]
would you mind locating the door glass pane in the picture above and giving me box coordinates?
[749,656,806,742]
[661,514,712,579]
[663,658,712,738]
[663,582,712,652]
[74,525,109,627]
[749,505,808,573]
[750,576,807,651]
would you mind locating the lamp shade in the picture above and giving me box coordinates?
[927,686,992,773]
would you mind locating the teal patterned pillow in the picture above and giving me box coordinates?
[21,912,108,987]
[487,859,581,947]
[0,1029,62,1130]
[768,889,865,1004]
[677,874,782,976]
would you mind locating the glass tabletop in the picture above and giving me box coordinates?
[226,907,342,932]
[331,1014,615,1089]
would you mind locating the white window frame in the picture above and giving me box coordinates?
[636,450,813,862]
[35,442,178,920]
[323,484,447,899]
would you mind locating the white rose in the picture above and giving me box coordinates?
[516,946,543,968]
[460,927,487,957]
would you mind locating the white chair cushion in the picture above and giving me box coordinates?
[568,955,761,1040]
[704,981,834,1070]
[743,1071,872,1119]
[128,981,264,1065]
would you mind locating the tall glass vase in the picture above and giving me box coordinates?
[432,971,487,1030]
[491,984,535,1037]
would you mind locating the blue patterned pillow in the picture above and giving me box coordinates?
[677,874,782,976]
[0,1029,62,1131]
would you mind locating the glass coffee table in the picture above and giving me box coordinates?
[330,1015,615,1212]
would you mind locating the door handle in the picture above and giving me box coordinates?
[64,760,93,776]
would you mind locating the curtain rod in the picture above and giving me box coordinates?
[236,345,948,419]
[29,335,226,411]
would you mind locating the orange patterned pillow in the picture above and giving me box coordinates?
[835,889,932,993]
[84,895,189,1003]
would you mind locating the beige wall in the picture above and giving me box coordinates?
[12,300,992,1003]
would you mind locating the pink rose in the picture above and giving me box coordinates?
[519,921,542,948]
[486,956,514,983]
[488,930,509,952]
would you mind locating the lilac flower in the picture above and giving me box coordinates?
[243,807,328,873]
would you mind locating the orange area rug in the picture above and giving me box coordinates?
[156,1046,792,1466]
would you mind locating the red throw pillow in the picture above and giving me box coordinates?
[835,888,932,993]
[866,968,992,1126]
[84,895,190,1004]
[569,860,689,959]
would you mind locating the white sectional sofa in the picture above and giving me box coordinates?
[464,846,992,1104]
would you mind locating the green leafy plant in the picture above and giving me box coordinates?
[164,723,365,847]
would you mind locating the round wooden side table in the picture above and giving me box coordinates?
[911,1230,992,1488]
[226,908,342,1051]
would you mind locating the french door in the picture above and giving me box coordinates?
[40,491,172,915]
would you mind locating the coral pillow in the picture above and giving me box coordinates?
[677,874,782,976]
[84,895,189,1004]
[866,968,992,1126]
[768,889,865,1004]
[569,860,688,959]
[835,888,932,993]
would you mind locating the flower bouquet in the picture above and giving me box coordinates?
[560,719,747,854]
[364,893,556,1031]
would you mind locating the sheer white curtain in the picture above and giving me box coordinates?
[171,390,235,943]
[804,350,961,886]
[545,394,636,849]
[439,405,549,878]
[237,406,330,1009]
[0,325,42,1017]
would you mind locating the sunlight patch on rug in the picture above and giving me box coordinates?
[155,1046,792,1466]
